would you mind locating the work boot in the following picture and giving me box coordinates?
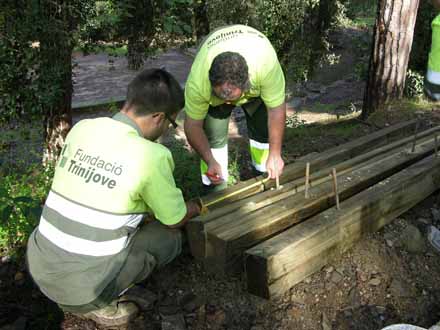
[79,299,138,327]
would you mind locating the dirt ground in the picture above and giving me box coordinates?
[2,28,440,330]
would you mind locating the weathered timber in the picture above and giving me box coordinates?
[245,154,440,299]
[263,119,418,190]
[206,137,438,273]
[187,125,440,260]
[199,120,417,211]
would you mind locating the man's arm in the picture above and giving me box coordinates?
[184,116,223,183]
[266,102,286,179]
[167,200,200,229]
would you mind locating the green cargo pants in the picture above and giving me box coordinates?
[426,15,440,101]
[58,221,182,314]
[200,98,270,187]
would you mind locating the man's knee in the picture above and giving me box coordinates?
[140,223,182,267]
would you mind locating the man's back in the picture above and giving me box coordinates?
[27,113,186,306]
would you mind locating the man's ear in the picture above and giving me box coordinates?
[151,112,166,126]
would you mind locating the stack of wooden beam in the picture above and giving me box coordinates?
[186,120,440,299]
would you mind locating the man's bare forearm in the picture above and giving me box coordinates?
[268,102,286,155]
[184,118,214,164]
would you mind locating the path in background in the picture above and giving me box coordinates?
[72,48,247,141]
[72,49,194,109]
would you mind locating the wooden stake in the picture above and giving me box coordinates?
[435,134,438,158]
[274,160,280,190]
[331,168,340,210]
[305,162,310,199]
[411,120,420,153]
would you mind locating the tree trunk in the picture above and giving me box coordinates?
[362,0,420,119]
[192,0,209,41]
[41,42,73,165]
[125,0,154,70]
[39,1,74,165]
[127,35,146,70]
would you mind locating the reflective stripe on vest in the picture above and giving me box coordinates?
[38,217,131,257]
[38,190,143,256]
[46,190,143,230]
[249,139,269,172]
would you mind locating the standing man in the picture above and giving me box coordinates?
[425,0,440,100]
[184,25,286,191]
[27,69,200,327]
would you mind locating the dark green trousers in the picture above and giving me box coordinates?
[200,98,270,189]
[58,221,182,314]
[204,98,269,149]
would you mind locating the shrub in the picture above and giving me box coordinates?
[206,0,346,83]
[0,164,53,254]
[404,69,425,99]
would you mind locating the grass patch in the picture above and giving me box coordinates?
[283,118,368,161]
[286,120,360,141]
[366,99,434,127]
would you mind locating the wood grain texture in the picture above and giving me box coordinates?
[206,136,438,273]
[245,154,440,299]
[186,122,436,260]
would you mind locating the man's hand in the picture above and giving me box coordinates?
[184,116,226,185]
[206,159,224,184]
[266,152,284,179]
[168,200,201,229]
[267,102,286,179]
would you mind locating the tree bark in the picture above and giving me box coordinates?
[125,0,154,70]
[41,42,73,165]
[39,1,75,165]
[192,0,209,41]
[127,35,147,70]
[362,0,420,119]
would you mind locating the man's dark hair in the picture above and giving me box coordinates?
[209,52,250,91]
[125,68,184,116]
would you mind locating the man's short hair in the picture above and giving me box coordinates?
[209,52,250,91]
[125,68,184,116]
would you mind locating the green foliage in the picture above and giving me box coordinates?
[206,0,336,83]
[0,0,93,125]
[286,113,307,129]
[404,69,425,99]
[167,140,201,200]
[0,164,53,252]
[0,1,40,123]
[342,0,377,28]
[77,1,120,48]
[206,0,258,29]
[160,0,193,36]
